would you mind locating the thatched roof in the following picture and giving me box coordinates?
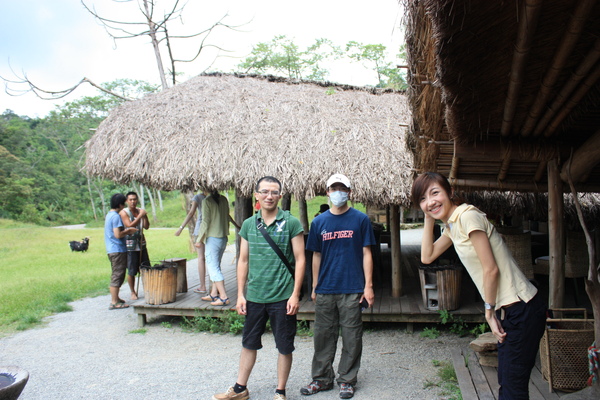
[460,191,600,230]
[405,0,600,192]
[85,73,413,206]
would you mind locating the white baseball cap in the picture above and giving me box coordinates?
[326,173,351,189]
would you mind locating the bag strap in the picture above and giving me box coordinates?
[255,217,295,279]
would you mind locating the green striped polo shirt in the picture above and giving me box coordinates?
[239,208,303,303]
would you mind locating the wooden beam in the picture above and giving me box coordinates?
[454,139,560,162]
[546,62,600,137]
[390,205,402,298]
[450,178,600,193]
[521,0,597,137]
[234,190,253,259]
[497,145,512,181]
[548,160,565,309]
[560,128,600,183]
[501,0,543,137]
[533,37,600,136]
[298,197,309,234]
[449,156,460,180]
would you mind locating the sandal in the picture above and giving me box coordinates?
[194,288,207,294]
[201,294,219,302]
[109,302,129,310]
[210,297,230,306]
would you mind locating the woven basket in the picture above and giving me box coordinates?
[565,231,589,278]
[539,308,595,392]
[500,231,534,279]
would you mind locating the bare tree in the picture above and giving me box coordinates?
[565,158,600,397]
[2,0,244,99]
[81,0,243,89]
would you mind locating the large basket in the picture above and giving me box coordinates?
[500,230,534,279]
[141,263,178,305]
[539,308,595,392]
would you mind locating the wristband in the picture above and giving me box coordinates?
[179,226,183,229]
[484,302,495,310]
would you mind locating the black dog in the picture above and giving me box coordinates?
[69,237,90,252]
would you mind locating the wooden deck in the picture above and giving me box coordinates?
[451,347,568,399]
[131,243,487,327]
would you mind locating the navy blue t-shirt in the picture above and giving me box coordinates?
[306,207,376,294]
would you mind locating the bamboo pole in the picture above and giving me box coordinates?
[390,205,402,298]
[548,159,565,308]
[501,0,543,137]
[521,0,596,137]
[533,38,600,137]
[546,63,600,137]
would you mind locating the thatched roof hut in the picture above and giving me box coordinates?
[404,0,600,192]
[85,73,413,207]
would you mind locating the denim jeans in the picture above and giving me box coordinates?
[205,236,227,282]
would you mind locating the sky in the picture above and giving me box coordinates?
[0,0,404,118]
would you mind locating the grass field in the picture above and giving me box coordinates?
[0,220,195,335]
[0,193,367,335]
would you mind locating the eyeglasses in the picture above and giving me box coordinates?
[256,190,281,196]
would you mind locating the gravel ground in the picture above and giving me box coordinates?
[1,228,472,400]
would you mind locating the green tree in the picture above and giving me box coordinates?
[0,80,159,224]
[238,35,340,80]
[345,41,407,89]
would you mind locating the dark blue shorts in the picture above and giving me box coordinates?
[242,300,296,355]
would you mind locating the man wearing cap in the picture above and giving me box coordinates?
[301,174,376,399]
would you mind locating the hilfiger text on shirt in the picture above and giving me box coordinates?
[321,229,355,241]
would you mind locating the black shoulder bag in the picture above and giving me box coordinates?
[255,218,303,300]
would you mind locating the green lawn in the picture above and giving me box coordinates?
[0,193,366,335]
[0,219,193,335]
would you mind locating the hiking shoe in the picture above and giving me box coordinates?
[212,386,249,400]
[274,393,287,400]
[300,380,333,395]
[339,383,355,399]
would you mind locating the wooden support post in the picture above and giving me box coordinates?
[234,190,253,259]
[281,194,291,211]
[391,205,402,298]
[548,160,565,308]
[298,197,309,233]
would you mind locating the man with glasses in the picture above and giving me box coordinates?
[213,176,306,400]
[301,174,375,399]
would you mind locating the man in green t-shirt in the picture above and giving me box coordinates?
[212,176,306,400]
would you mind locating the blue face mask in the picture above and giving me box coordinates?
[329,190,349,207]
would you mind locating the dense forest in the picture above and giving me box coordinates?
[0,80,167,225]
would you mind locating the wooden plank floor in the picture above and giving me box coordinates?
[451,347,567,399]
[131,243,487,326]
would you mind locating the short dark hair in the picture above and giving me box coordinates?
[255,176,282,192]
[110,193,127,209]
[411,172,460,207]
[125,191,138,199]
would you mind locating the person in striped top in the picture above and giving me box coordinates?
[212,176,306,400]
